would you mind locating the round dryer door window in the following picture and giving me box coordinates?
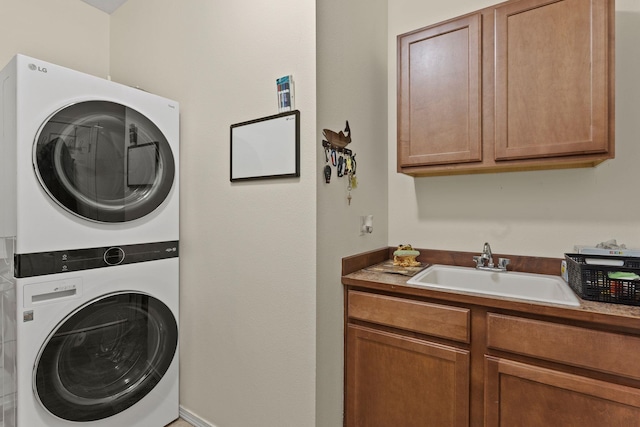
[34,292,178,422]
[33,101,175,222]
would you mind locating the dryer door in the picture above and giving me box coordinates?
[34,292,178,422]
[33,101,175,222]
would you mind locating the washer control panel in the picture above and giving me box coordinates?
[14,240,179,278]
[104,247,126,265]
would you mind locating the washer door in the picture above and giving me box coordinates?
[34,293,178,422]
[33,101,175,222]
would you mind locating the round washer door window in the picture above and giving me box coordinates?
[34,293,178,422]
[33,101,175,223]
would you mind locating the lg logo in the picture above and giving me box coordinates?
[28,63,47,73]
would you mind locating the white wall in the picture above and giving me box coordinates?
[316,0,388,425]
[388,0,640,258]
[109,1,317,426]
[0,0,109,77]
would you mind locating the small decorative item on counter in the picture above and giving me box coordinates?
[393,244,421,267]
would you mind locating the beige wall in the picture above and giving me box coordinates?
[316,0,388,425]
[6,1,636,426]
[109,1,317,426]
[0,0,109,77]
[388,0,640,258]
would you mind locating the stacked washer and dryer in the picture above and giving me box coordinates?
[0,54,180,427]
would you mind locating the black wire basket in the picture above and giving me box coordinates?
[565,253,640,306]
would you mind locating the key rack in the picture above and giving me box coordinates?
[321,121,358,205]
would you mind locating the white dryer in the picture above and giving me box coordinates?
[15,245,179,427]
[0,54,179,254]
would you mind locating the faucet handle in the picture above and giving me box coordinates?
[498,258,510,270]
[473,256,483,268]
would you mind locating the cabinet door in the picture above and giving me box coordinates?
[494,0,613,161]
[346,325,470,427]
[397,14,482,167]
[485,357,640,427]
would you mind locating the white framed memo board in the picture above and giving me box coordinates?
[230,110,300,182]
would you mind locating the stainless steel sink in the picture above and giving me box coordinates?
[407,264,580,307]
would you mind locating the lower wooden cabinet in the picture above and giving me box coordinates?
[346,325,470,427]
[345,288,640,426]
[485,357,640,427]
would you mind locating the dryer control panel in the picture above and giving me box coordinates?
[14,240,179,278]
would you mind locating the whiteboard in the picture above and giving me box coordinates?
[230,110,300,181]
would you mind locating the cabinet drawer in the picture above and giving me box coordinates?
[487,313,640,379]
[348,291,470,343]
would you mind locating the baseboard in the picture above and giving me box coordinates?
[179,406,215,427]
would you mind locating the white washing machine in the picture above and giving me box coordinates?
[0,54,179,254]
[15,245,179,427]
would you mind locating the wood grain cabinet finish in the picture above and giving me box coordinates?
[397,13,482,168]
[486,313,640,426]
[487,313,640,380]
[345,288,640,426]
[345,291,471,425]
[346,325,470,427]
[348,290,470,343]
[397,0,614,176]
[494,0,613,161]
[485,357,640,427]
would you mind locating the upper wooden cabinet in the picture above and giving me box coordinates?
[494,0,612,161]
[397,14,482,167]
[397,0,615,176]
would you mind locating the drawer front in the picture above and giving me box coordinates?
[487,313,640,379]
[348,291,470,343]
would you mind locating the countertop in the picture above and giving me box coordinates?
[342,247,640,332]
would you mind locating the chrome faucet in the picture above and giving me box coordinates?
[473,242,510,272]
[481,242,493,267]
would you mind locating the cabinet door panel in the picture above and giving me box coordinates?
[485,357,640,427]
[346,325,469,427]
[398,14,482,167]
[494,0,612,160]
[487,313,640,380]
